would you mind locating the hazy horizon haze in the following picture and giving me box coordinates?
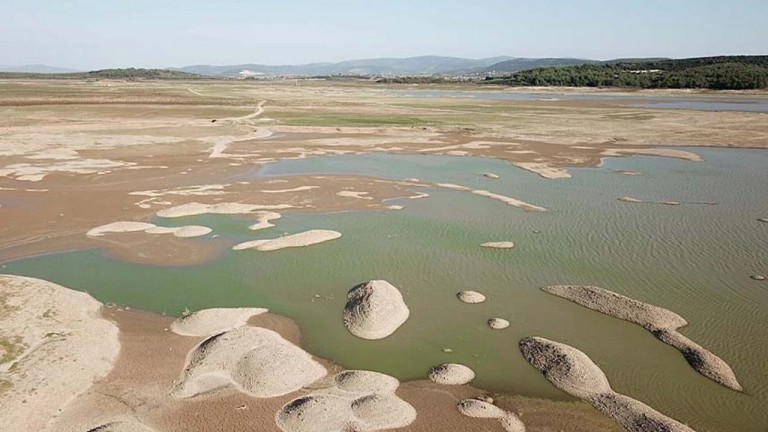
[2,0,766,70]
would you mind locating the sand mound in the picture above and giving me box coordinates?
[500,414,527,432]
[471,189,548,211]
[170,307,268,337]
[144,225,212,237]
[457,290,486,304]
[171,326,326,399]
[613,170,643,176]
[519,337,611,399]
[232,229,342,251]
[483,173,500,179]
[520,337,695,432]
[542,285,742,391]
[488,318,510,330]
[481,241,515,249]
[249,211,282,231]
[261,186,318,194]
[428,363,476,385]
[343,280,410,340]
[337,190,373,200]
[603,148,702,162]
[88,222,211,238]
[458,399,526,432]
[618,197,683,206]
[457,398,507,418]
[157,202,292,218]
[276,370,416,432]
[432,183,547,211]
[87,222,157,236]
[87,420,155,432]
[0,275,120,432]
[513,162,572,179]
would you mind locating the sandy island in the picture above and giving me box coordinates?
[343,280,410,340]
[520,336,696,432]
[457,290,487,304]
[481,241,515,249]
[428,363,476,385]
[542,285,742,391]
[232,229,342,251]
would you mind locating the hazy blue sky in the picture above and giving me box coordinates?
[2,0,766,69]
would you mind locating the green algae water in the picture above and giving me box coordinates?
[4,148,767,432]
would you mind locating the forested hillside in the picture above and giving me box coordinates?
[486,56,768,89]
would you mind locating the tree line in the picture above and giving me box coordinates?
[485,56,768,90]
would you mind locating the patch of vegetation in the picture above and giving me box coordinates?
[280,114,435,127]
[485,56,768,90]
[375,76,451,84]
[0,379,12,395]
[0,295,16,318]
[0,336,25,364]
[603,112,656,121]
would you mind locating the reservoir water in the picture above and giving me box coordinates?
[390,89,768,113]
[4,148,767,432]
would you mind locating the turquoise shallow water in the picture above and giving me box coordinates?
[3,148,767,432]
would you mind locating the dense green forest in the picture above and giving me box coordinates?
[0,68,205,80]
[486,56,768,90]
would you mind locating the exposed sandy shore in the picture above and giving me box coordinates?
[170,307,267,337]
[249,211,282,230]
[542,285,742,391]
[6,80,759,269]
[157,202,294,218]
[0,172,427,267]
[171,326,327,399]
[232,229,342,251]
[602,148,703,162]
[88,221,212,238]
[0,275,120,432]
[512,162,572,179]
[343,280,410,340]
[0,287,619,432]
[520,336,696,432]
[458,399,526,432]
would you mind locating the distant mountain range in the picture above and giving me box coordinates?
[0,56,676,79]
[0,64,80,74]
[173,56,516,77]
